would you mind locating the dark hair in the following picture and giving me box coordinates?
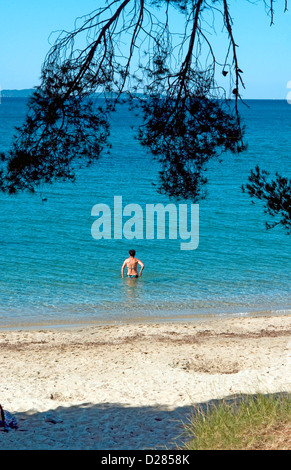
[129,249,136,257]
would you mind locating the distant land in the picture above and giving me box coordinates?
[0,89,145,99]
[1,89,34,97]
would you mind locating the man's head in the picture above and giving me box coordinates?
[129,249,136,257]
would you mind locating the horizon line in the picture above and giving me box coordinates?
[0,88,288,100]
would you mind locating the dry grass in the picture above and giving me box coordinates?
[182,393,291,450]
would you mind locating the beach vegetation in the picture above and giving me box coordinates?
[182,392,291,450]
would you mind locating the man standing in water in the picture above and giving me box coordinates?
[121,249,144,278]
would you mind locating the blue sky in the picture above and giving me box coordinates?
[1,0,291,98]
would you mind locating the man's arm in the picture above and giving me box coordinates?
[138,259,144,276]
[121,259,127,278]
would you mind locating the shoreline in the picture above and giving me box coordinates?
[1,306,291,332]
[1,312,290,449]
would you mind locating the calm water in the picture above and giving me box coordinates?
[0,98,290,327]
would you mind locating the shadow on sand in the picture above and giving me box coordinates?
[1,392,289,450]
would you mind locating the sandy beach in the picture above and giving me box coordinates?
[1,313,291,450]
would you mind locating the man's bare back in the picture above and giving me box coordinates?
[121,249,144,278]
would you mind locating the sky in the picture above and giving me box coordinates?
[1,0,291,98]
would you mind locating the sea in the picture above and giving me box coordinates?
[0,97,290,328]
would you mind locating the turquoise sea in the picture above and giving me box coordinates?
[0,98,290,328]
